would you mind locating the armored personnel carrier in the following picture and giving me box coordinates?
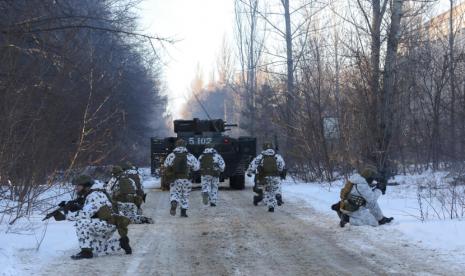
[151,118,256,190]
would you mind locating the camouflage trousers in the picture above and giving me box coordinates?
[201,175,220,205]
[170,179,192,209]
[263,177,281,208]
[117,202,152,224]
[75,218,121,255]
[348,202,384,227]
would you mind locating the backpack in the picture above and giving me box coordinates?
[117,177,136,195]
[172,152,189,179]
[200,153,219,177]
[126,172,144,197]
[339,181,366,213]
[260,155,279,177]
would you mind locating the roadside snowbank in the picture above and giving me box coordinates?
[139,168,160,189]
[283,172,465,266]
[0,168,159,276]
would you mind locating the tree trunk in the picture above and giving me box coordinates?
[283,0,294,146]
[379,0,403,171]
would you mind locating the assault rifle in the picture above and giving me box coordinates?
[375,168,399,194]
[42,197,85,221]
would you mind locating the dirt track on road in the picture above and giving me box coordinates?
[39,188,461,276]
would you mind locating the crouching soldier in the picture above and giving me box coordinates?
[45,175,132,260]
[331,166,394,227]
[122,161,147,214]
[106,166,153,224]
[247,142,285,212]
[199,143,225,207]
[164,139,200,217]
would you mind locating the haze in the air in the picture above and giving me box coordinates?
[138,0,234,119]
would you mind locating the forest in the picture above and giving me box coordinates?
[0,0,168,213]
[183,0,465,180]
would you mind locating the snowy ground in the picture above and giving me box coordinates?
[283,172,465,267]
[1,170,465,275]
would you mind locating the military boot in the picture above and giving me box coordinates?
[71,248,93,260]
[202,192,209,205]
[141,216,154,224]
[253,195,262,206]
[378,217,394,225]
[340,214,350,228]
[268,207,274,212]
[180,208,188,218]
[276,194,284,206]
[170,200,177,216]
[119,236,132,255]
[210,203,216,207]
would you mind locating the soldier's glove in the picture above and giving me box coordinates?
[58,201,67,208]
[52,210,66,221]
[376,182,387,195]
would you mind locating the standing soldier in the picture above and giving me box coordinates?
[164,139,200,217]
[62,175,131,259]
[247,142,286,212]
[199,143,225,207]
[105,166,153,224]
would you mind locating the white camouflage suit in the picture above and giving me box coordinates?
[124,168,144,215]
[247,149,286,209]
[105,176,150,224]
[164,146,200,209]
[66,191,121,255]
[346,174,384,226]
[199,148,226,205]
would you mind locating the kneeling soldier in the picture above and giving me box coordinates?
[332,166,394,227]
[106,166,153,224]
[122,161,146,214]
[199,143,225,207]
[58,175,132,259]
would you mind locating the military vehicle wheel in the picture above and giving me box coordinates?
[230,175,245,190]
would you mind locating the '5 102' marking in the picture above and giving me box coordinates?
[188,137,213,145]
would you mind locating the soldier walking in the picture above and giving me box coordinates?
[199,143,225,207]
[164,139,200,217]
[247,142,286,212]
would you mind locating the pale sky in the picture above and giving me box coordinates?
[137,0,455,119]
[138,0,235,119]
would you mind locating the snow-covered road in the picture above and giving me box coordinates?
[32,186,463,276]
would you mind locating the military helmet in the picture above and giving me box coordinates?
[176,139,187,147]
[262,142,273,150]
[72,175,94,187]
[112,165,124,175]
[205,142,215,149]
[360,165,378,180]
[121,161,133,171]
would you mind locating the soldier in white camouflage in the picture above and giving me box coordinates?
[121,161,146,214]
[332,166,394,227]
[247,142,286,212]
[64,175,132,260]
[105,166,153,224]
[199,143,225,207]
[164,139,200,217]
